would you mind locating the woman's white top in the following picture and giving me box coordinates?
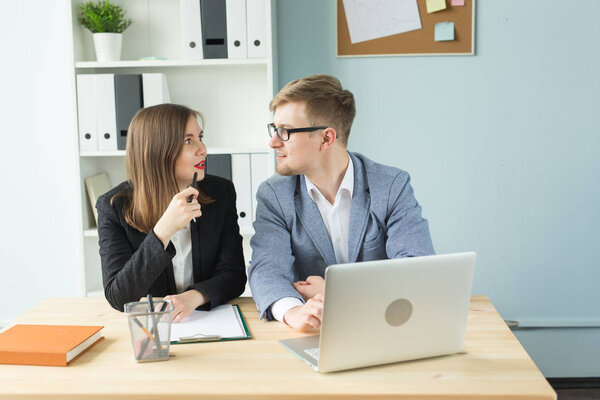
[170,223,194,294]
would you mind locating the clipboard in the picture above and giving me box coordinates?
[170,304,251,344]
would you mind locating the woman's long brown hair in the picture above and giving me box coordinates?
[114,103,212,233]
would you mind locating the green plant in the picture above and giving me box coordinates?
[79,0,132,34]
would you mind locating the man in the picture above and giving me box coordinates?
[249,74,434,331]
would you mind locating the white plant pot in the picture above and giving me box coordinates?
[92,33,122,62]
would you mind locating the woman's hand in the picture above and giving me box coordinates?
[153,187,202,248]
[164,289,208,323]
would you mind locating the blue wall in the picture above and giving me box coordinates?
[275,0,600,377]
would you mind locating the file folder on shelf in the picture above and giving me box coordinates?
[231,153,253,230]
[226,0,247,59]
[114,74,143,151]
[84,173,112,226]
[201,0,228,59]
[142,73,171,107]
[246,0,267,58]
[206,154,232,180]
[180,0,204,59]
[76,75,98,151]
[95,74,118,151]
[250,153,272,218]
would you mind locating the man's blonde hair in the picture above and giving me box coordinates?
[269,74,355,146]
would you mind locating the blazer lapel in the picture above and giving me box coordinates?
[294,176,337,266]
[190,216,204,281]
[347,153,371,263]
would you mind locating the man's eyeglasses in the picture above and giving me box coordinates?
[267,123,327,141]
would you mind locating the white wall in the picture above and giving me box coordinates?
[0,0,84,325]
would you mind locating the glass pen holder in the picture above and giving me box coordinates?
[125,300,173,362]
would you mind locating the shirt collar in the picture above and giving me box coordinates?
[305,154,354,203]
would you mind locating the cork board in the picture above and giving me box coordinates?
[337,0,475,56]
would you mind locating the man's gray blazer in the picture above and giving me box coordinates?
[249,151,435,319]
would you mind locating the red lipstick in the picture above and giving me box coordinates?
[194,160,206,170]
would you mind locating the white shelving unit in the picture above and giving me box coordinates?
[70,0,277,297]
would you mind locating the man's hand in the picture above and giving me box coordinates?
[164,289,208,323]
[292,276,325,301]
[283,294,324,332]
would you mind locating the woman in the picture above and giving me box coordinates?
[96,103,246,321]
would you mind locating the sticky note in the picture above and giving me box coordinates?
[426,0,447,13]
[451,0,465,6]
[435,22,455,41]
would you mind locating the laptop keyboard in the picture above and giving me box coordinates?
[304,347,320,361]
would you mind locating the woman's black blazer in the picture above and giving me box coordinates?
[96,175,247,312]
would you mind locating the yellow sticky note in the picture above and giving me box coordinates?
[426,0,447,13]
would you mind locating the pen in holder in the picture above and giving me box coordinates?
[125,299,173,362]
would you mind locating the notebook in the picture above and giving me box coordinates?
[170,304,251,343]
[0,324,104,366]
[279,252,476,372]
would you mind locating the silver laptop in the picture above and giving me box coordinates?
[279,252,476,373]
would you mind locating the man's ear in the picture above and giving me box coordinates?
[320,127,337,150]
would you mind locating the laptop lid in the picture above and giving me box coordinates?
[316,252,476,372]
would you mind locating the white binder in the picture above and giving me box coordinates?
[250,153,272,218]
[231,153,253,231]
[226,0,247,59]
[76,74,98,151]
[180,0,204,59]
[142,73,171,107]
[95,74,118,151]
[246,0,266,58]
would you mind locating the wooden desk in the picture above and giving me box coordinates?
[0,296,555,400]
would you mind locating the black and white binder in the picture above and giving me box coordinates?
[114,74,143,151]
[206,154,232,180]
[180,0,204,59]
[201,0,228,59]
[226,0,247,59]
[246,0,266,58]
[76,74,98,151]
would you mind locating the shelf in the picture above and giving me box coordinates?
[86,289,104,298]
[208,147,271,155]
[80,148,271,157]
[84,229,98,237]
[75,59,268,69]
[80,151,126,157]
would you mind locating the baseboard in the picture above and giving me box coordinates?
[548,377,600,389]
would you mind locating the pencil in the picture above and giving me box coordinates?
[133,317,156,342]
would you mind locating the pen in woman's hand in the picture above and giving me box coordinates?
[188,172,198,222]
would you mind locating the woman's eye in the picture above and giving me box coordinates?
[184,139,191,144]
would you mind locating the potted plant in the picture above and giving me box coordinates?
[79,0,132,62]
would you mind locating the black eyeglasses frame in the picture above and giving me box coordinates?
[267,123,328,141]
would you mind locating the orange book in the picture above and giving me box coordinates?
[0,324,104,366]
